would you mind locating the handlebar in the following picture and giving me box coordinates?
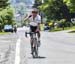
[25,31,38,37]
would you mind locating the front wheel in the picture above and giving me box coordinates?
[32,47,38,58]
[32,38,38,58]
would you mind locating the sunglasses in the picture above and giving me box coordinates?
[32,11,38,13]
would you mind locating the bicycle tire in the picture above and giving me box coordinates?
[32,38,38,58]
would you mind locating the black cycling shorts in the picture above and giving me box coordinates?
[30,26,37,32]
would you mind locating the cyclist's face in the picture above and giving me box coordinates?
[32,12,37,17]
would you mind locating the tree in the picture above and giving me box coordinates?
[0,0,14,31]
[38,0,72,23]
[63,0,75,20]
[0,7,14,25]
[33,0,42,8]
[64,0,75,13]
[0,0,9,8]
[39,0,64,20]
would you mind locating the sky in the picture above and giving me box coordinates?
[10,0,34,6]
[10,0,35,21]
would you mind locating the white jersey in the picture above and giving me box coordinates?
[29,15,41,26]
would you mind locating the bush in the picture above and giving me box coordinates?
[57,19,66,30]
[0,7,14,30]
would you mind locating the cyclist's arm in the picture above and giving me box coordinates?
[37,16,41,30]
[24,17,29,22]
[24,15,32,22]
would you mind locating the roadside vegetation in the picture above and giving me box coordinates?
[0,32,10,35]
[50,26,75,32]
[0,0,15,32]
[34,0,75,32]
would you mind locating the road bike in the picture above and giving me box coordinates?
[25,31,40,58]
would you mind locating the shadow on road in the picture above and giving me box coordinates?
[35,56,46,59]
[28,56,46,59]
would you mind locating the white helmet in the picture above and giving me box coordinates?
[32,8,39,13]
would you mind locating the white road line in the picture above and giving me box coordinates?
[14,38,21,64]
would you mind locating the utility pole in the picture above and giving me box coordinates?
[41,0,44,23]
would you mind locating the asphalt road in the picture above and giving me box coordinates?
[0,27,75,64]
[0,33,18,64]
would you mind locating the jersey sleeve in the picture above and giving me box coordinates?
[36,15,41,23]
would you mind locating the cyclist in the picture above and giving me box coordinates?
[13,24,17,33]
[24,8,41,54]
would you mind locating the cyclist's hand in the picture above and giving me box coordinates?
[28,15,32,18]
[36,28,39,32]
[24,15,31,21]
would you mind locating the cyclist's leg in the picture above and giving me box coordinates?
[37,31,41,48]
[37,31,40,38]
[30,26,37,47]
[36,26,41,42]
[36,26,41,47]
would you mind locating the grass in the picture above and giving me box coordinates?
[0,32,11,35]
[69,26,75,30]
[67,26,75,33]
[50,28,63,32]
[50,26,75,32]
[68,30,75,33]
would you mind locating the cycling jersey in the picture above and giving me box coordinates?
[29,14,41,26]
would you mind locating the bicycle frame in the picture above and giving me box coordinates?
[30,32,38,58]
[25,31,39,58]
